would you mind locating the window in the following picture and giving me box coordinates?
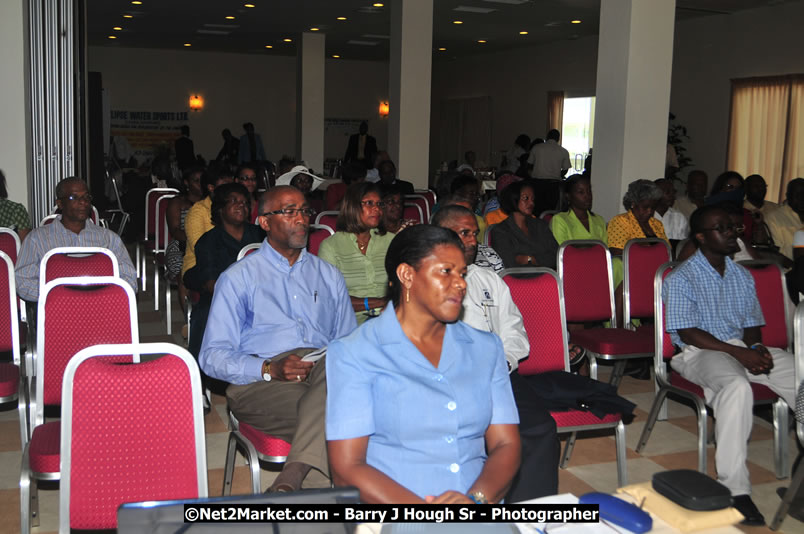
[561,97,595,175]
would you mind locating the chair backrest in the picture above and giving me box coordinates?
[314,210,339,232]
[154,194,176,253]
[415,189,436,208]
[484,223,495,247]
[501,267,569,375]
[308,224,334,256]
[49,205,102,225]
[403,203,424,224]
[60,342,207,531]
[39,246,119,299]
[740,260,791,350]
[557,240,615,325]
[540,210,558,221]
[654,262,679,373]
[144,188,179,237]
[406,195,431,222]
[0,228,21,265]
[237,243,261,261]
[40,214,59,226]
[623,238,671,324]
[0,252,20,366]
[794,303,804,444]
[34,277,139,424]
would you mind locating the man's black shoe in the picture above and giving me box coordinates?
[776,487,804,522]
[733,494,765,526]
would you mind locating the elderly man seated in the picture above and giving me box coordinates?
[663,204,795,526]
[15,177,137,301]
[199,185,356,492]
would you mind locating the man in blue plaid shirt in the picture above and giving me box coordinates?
[663,204,795,526]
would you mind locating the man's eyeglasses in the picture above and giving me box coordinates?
[702,224,744,234]
[59,194,92,203]
[262,208,315,218]
[237,175,257,182]
[361,200,385,209]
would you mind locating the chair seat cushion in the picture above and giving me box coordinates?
[669,371,780,402]
[238,422,291,457]
[29,422,60,474]
[550,410,621,428]
[570,327,654,355]
[0,363,19,398]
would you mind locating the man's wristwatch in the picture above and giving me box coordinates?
[468,491,488,504]
[262,360,272,382]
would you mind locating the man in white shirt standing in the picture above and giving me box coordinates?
[654,178,690,248]
[527,129,571,180]
[431,204,559,502]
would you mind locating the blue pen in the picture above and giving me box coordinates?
[314,290,318,302]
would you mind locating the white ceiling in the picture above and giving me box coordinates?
[87,0,801,61]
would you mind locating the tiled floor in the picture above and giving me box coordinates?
[2,278,804,533]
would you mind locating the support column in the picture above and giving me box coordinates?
[0,0,30,207]
[296,32,325,173]
[389,0,433,189]
[592,0,676,221]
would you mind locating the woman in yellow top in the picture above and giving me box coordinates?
[607,179,668,332]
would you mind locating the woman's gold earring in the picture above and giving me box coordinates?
[406,288,410,303]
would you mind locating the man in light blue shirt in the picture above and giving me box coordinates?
[200,186,356,492]
[663,205,794,526]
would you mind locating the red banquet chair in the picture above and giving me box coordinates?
[403,203,424,225]
[558,240,654,387]
[636,261,790,478]
[501,267,627,487]
[314,211,339,233]
[20,277,138,533]
[0,251,26,448]
[415,189,436,209]
[222,411,291,495]
[152,193,176,314]
[308,224,334,256]
[136,187,178,291]
[406,194,431,222]
[0,227,21,265]
[237,243,261,261]
[59,342,207,532]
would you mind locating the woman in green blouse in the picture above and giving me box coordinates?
[318,182,395,323]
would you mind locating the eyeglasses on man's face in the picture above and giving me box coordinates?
[262,207,316,218]
[702,223,744,234]
[237,175,257,183]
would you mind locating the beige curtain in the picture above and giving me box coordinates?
[781,78,804,196]
[727,76,790,203]
[547,91,564,135]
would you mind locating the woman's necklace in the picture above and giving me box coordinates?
[356,234,370,254]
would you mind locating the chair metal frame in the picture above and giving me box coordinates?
[136,187,179,290]
[46,205,102,226]
[0,251,27,448]
[484,223,495,247]
[0,227,21,264]
[308,224,334,255]
[103,169,130,236]
[222,411,290,495]
[414,189,436,208]
[558,240,654,385]
[314,210,339,231]
[152,193,177,313]
[21,276,139,533]
[500,266,627,487]
[636,261,790,478]
[237,243,261,261]
[403,203,424,225]
[405,194,431,222]
[59,342,208,533]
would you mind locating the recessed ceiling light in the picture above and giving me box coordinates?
[265,45,273,48]
[332,54,340,58]
[123,14,133,18]
[113,26,123,30]
[108,35,117,39]
[225,16,235,20]
[310,27,319,31]
[438,47,446,51]
[571,19,582,24]
[244,3,255,7]
[131,1,141,4]
[183,43,192,47]
[477,39,487,43]
[283,38,292,42]
[373,3,384,6]
[519,30,528,35]
[453,20,463,24]
[337,16,347,20]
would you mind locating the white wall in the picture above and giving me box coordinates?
[0,0,30,205]
[88,46,388,168]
